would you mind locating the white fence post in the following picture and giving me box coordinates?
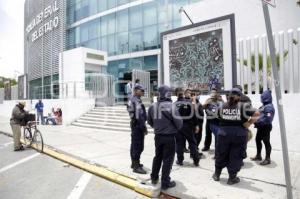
[298,28,300,93]
[246,37,252,94]
[262,34,268,91]
[287,29,294,93]
[238,39,245,91]
[278,31,285,93]
[254,35,260,94]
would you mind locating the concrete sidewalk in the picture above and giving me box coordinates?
[1,116,299,199]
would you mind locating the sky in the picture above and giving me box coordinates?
[0,0,25,79]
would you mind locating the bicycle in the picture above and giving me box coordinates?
[23,121,44,153]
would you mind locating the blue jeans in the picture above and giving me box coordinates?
[37,112,44,125]
[46,117,57,125]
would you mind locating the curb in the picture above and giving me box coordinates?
[0,130,159,198]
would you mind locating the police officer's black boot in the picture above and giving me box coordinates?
[132,160,147,174]
[131,160,143,168]
[212,168,222,181]
[227,174,240,185]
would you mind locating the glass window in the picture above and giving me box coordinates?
[97,38,102,50]
[98,0,107,12]
[143,25,158,50]
[75,26,80,44]
[89,19,100,40]
[129,57,143,70]
[129,29,143,52]
[144,55,158,70]
[129,5,142,30]
[143,2,157,26]
[80,24,89,42]
[107,14,116,35]
[75,2,81,21]
[107,34,116,56]
[67,6,75,25]
[116,32,129,54]
[107,61,119,78]
[101,15,108,36]
[116,9,128,33]
[87,39,98,49]
[81,0,89,19]
[117,0,129,5]
[89,0,98,15]
[101,36,107,51]
[107,0,116,9]
[157,0,168,24]
[67,29,75,48]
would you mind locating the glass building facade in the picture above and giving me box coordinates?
[66,0,201,94]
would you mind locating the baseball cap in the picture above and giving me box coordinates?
[134,84,145,91]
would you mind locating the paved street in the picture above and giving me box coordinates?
[0,134,147,199]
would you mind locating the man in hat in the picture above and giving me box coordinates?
[10,101,27,151]
[127,84,148,174]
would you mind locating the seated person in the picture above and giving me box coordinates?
[45,108,62,125]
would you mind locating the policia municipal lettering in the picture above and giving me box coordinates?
[212,88,260,185]
[127,85,148,174]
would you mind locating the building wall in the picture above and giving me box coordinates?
[24,0,67,99]
[66,0,202,79]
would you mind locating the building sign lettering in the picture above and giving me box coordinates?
[26,1,60,42]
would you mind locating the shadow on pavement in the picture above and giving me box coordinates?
[164,180,205,199]
[218,177,264,193]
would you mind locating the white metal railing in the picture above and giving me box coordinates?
[237,28,300,94]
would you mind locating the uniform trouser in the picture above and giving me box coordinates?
[195,128,203,149]
[203,120,212,149]
[37,112,44,125]
[210,122,219,154]
[151,134,176,186]
[256,125,272,158]
[11,124,22,149]
[130,125,145,161]
[176,124,198,162]
[215,126,247,175]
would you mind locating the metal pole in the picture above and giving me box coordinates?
[262,2,293,199]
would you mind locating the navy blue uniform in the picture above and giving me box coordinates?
[254,90,275,161]
[127,95,147,163]
[148,87,182,188]
[216,102,255,177]
[175,97,199,165]
[195,101,204,149]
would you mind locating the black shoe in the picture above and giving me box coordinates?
[227,177,240,185]
[133,166,147,174]
[250,155,262,161]
[212,173,220,181]
[176,160,183,166]
[193,158,200,167]
[260,158,271,166]
[161,181,176,190]
[131,163,143,169]
[202,147,210,152]
[14,145,24,151]
[151,178,158,185]
[184,148,190,153]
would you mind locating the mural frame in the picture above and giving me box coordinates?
[160,14,237,92]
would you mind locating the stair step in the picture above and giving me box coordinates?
[84,113,130,119]
[76,119,153,129]
[72,122,131,131]
[79,116,129,124]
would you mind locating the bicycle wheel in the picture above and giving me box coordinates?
[23,128,33,147]
[32,129,44,153]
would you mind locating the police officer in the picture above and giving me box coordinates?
[203,88,223,157]
[193,92,204,151]
[175,88,200,166]
[127,84,147,174]
[148,85,182,190]
[212,88,260,185]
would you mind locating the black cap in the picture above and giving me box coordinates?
[134,84,145,91]
[230,88,242,96]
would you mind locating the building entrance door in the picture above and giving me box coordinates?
[132,69,151,104]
